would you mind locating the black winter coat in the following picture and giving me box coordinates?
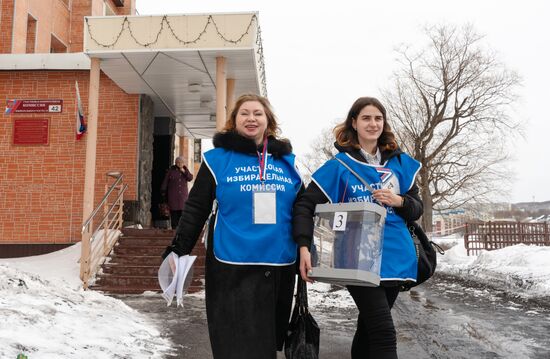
[163,131,301,359]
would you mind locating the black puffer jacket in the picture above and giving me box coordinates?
[293,143,423,249]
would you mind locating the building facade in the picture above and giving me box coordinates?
[0,0,266,259]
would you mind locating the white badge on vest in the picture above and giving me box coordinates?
[253,187,277,224]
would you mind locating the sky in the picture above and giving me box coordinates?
[135,0,550,203]
[1,232,550,357]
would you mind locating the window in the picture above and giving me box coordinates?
[26,15,37,53]
[50,34,67,53]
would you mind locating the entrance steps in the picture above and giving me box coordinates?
[90,228,205,294]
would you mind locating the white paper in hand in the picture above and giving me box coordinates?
[176,254,196,306]
[158,252,197,307]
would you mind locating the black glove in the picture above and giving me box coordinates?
[161,233,188,259]
[161,246,175,259]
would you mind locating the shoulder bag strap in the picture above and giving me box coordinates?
[333,157,375,192]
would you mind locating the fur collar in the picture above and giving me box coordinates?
[213,132,293,158]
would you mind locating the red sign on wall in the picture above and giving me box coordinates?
[13,118,49,145]
[5,99,63,114]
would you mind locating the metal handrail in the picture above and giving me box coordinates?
[81,173,124,234]
[80,171,127,288]
[88,185,128,237]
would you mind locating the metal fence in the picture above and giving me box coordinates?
[464,221,550,255]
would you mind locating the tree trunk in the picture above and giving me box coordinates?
[422,192,433,234]
[419,166,433,233]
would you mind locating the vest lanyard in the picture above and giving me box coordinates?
[256,136,269,186]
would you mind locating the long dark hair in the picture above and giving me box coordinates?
[334,97,397,151]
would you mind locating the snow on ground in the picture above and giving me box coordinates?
[1,232,550,358]
[0,243,173,359]
[434,234,550,300]
[307,233,550,306]
[308,281,355,309]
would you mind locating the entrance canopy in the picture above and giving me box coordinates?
[84,12,266,138]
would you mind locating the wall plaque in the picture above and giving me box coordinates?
[5,99,63,114]
[13,118,49,145]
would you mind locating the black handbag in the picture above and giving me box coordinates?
[400,221,444,291]
[284,277,320,359]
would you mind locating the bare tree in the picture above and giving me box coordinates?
[382,24,522,232]
[299,123,339,184]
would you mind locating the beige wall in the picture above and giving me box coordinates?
[1,0,15,53]
[11,0,70,53]
[8,0,135,54]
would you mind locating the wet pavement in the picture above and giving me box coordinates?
[118,292,357,359]
[395,274,550,359]
[118,274,550,358]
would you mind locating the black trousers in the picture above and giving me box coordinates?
[170,210,182,229]
[347,285,400,359]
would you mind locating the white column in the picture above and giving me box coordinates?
[216,57,227,131]
[80,57,101,285]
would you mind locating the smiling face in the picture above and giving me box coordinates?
[352,105,384,149]
[234,100,268,145]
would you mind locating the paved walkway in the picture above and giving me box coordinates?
[120,294,355,358]
[118,292,424,359]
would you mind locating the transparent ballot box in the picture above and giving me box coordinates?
[309,202,386,286]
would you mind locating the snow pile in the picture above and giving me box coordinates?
[437,237,550,300]
[304,233,550,307]
[431,233,462,250]
[0,247,173,358]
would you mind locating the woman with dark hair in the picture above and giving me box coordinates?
[293,96,423,359]
[162,93,302,359]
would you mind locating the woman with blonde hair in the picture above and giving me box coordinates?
[163,94,302,359]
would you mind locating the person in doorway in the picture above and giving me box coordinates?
[162,93,303,359]
[161,156,194,229]
[293,96,423,359]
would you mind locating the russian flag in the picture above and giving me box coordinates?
[75,81,86,140]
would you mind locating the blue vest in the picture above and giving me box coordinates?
[203,147,302,265]
[312,152,421,281]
